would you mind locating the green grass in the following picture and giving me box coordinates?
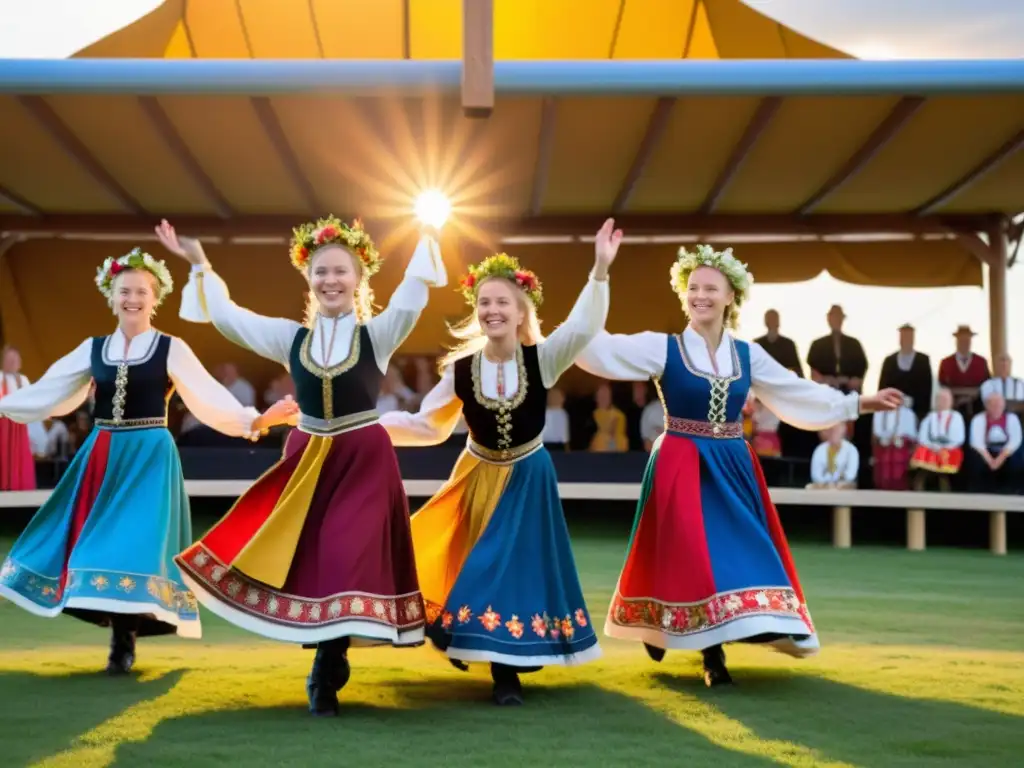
[2,533,1024,768]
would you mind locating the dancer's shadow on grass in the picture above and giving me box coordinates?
[655,669,1023,768]
[0,668,183,767]
[108,677,782,767]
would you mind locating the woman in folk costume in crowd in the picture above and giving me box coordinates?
[909,387,965,492]
[0,345,36,490]
[576,244,902,686]
[808,422,859,489]
[871,395,918,490]
[0,248,295,673]
[157,216,446,717]
[379,219,623,706]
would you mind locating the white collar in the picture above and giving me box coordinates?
[682,326,731,354]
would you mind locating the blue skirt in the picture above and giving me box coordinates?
[413,446,601,667]
[0,426,200,638]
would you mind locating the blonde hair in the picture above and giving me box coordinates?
[438,277,545,371]
[302,246,375,327]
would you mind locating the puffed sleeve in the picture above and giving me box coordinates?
[574,331,668,381]
[179,263,301,368]
[167,337,261,439]
[0,340,92,423]
[750,342,860,430]
[537,274,609,388]
[378,366,463,447]
[366,234,447,373]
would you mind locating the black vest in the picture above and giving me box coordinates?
[91,333,174,424]
[289,324,382,421]
[453,344,547,451]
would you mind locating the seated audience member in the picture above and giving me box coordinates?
[980,353,1024,409]
[542,388,570,451]
[871,396,918,490]
[967,391,1023,493]
[28,418,70,460]
[808,423,859,489]
[589,381,628,453]
[640,395,664,452]
[748,395,781,458]
[909,387,965,492]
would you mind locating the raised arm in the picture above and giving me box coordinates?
[378,366,463,447]
[366,232,447,372]
[0,340,93,423]
[157,220,301,366]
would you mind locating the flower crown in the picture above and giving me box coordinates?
[459,253,543,308]
[95,247,174,305]
[289,216,381,277]
[670,244,753,327]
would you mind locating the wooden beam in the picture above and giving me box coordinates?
[700,96,782,214]
[0,184,41,216]
[250,97,321,214]
[915,127,1024,215]
[17,95,147,215]
[799,96,926,214]
[461,0,494,118]
[138,97,235,219]
[612,97,675,213]
[0,212,1000,239]
[402,0,411,59]
[529,97,558,215]
[988,219,1009,361]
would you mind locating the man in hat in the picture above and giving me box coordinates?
[753,309,803,377]
[878,323,933,423]
[938,325,990,417]
[806,304,869,393]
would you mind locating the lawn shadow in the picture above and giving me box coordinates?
[108,676,783,767]
[0,668,184,767]
[655,669,1023,767]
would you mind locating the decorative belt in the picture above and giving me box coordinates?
[94,417,167,431]
[665,415,742,439]
[468,434,544,465]
[298,409,379,437]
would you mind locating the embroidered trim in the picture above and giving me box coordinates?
[299,321,362,422]
[665,415,742,439]
[101,331,161,367]
[94,416,168,430]
[471,345,529,452]
[609,586,814,637]
[425,600,591,642]
[468,434,543,465]
[298,409,379,436]
[675,334,742,426]
[177,545,425,631]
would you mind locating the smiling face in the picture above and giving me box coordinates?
[309,245,360,316]
[113,269,159,324]
[686,266,733,327]
[2,346,20,373]
[476,278,526,342]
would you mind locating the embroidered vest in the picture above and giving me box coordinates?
[90,333,173,426]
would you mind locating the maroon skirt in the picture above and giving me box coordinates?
[873,441,915,491]
[176,424,424,646]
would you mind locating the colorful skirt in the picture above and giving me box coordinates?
[873,441,915,490]
[910,445,963,474]
[414,444,600,667]
[751,430,781,458]
[0,416,35,490]
[176,424,424,646]
[0,426,199,637]
[606,432,817,657]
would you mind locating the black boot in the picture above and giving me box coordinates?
[491,663,524,706]
[306,638,351,717]
[106,614,138,675]
[644,642,666,662]
[701,644,733,687]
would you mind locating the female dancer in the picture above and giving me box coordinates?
[576,244,902,686]
[158,217,446,716]
[0,248,294,673]
[380,219,622,706]
[0,346,36,490]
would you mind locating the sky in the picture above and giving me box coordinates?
[0,0,1021,392]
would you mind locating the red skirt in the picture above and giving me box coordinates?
[909,445,963,474]
[751,431,781,458]
[873,441,914,490]
[176,424,424,646]
[0,417,35,491]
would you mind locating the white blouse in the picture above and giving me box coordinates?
[0,329,261,438]
[915,410,966,452]
[380,275,610,446]
[871,406,918,445]
[575,327,861,431]
[980,376,1024,402]
[179,234,446,374]
[810,440,860,485]
[969,411,1023,455]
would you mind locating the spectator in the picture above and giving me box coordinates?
[808,423,858,489]
[909,387,965,492]
[871,397,918,490]
[753,309,803,377]
[877,323,932,423]
[542,388,570,451]
[806,304,868,393]
[640,394,664,452]
[938,325,989,418]
[967,391,1023,494]
[215,362,256,408]
[589,381,628,452]
[980,353,1024,405]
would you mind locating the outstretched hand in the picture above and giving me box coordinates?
[264,395,300,426]
[593,218,624,279]
[155,219,206,266]
[860,388,903,413]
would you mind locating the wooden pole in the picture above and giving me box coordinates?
[906,509,926,551]
[832,506,852,548]
[988,219,1009,361]
[461,0,494,118]
[990,510,1007,555]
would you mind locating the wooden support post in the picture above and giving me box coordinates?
[832,506,852,549]
[906,509,926,551]
[989,220,1009,361]
[461,0,494,118]
[990,510,1007,555]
